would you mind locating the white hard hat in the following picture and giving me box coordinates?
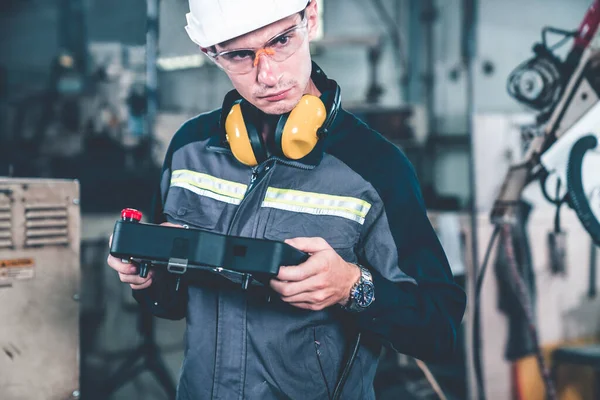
[185,0,309,48]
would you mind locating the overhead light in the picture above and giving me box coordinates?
[156,54,206,71]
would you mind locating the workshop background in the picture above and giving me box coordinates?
[1,0,600,399]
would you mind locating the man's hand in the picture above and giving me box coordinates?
[107,222,182,290]
[270,237,361,311]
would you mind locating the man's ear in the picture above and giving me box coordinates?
[200,47,208,54]
[306,0,320,41]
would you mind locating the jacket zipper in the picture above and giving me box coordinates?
[210,152,315,396]
[270,156,314,171]
[226,159,275,236]
[215,158,275,399]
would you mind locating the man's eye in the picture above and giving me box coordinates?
[222,50,253,61]
[273,35,291,46]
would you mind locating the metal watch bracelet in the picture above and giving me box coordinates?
[342,264,375,312]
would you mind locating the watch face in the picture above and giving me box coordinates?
[355,282,375,308]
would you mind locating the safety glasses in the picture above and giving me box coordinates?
[206,14,309,74]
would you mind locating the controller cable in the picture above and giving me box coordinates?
[473,224,558,400]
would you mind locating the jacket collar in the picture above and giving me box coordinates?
[208,62,344,169]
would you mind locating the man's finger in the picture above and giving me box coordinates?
[281,291,335,305]
[130,278,153,290]
[107,255,139,275]
[275,255,323,282]
[288,302,313,310]
[287,301,328,311]
[270,274,324,297]
[284,237,331,254]
[118,270,153,285]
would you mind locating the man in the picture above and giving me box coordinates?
[107,1,466,399]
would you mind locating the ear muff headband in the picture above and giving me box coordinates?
[318,83,341,137]
[239,100,268,165]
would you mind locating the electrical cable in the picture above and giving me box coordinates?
[415,358,449,400]
[553,178,563,233]
[475,227,501,301]
[472,223,560,400]
[566,135,600,246]
[472,226,501,400]
[500,224,558,399]
[539,172,567,206]
[541,27,577,51]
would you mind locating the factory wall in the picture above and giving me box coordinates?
[434,0,591,206]
[0,1,61,93]
[0,0,594,207]
[0,0,146,91]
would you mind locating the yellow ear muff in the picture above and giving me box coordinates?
[225,103,258,167]
[280,95,327,160]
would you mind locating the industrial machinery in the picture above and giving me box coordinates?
[0,178,81,400]
[492,0,600,242]
[473,1,600,399]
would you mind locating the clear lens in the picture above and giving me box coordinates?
[215,23,308,74]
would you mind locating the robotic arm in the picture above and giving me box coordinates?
[491,0,600,245]
[473,5,600,398]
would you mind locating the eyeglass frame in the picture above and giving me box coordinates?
[205,10,310,74]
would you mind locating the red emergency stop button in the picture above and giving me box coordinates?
[121,208,143,222]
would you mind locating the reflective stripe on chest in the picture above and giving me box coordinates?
[171,169,247,205]
[262,187,371,225]
[170,170,372,225]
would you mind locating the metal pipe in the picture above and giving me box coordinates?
[58,0,88,77]
[146,0,160,138]
[462,0,481,399]
[369,0,407,104]
[407,0,421,105]
[590,240,597,298]
[422,0,436,139]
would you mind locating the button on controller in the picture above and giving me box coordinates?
[120,208,150,278]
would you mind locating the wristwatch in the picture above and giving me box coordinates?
[343,265,375,312]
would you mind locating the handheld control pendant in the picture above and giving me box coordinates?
[110,207,309,290]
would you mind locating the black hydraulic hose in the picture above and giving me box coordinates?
[566,135,600,246]
[473,224,559,399]
[472,226,500,400]
[500,224,557,400]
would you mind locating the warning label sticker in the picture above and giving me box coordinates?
[0,258,35,284]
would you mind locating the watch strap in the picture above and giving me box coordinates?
[343,264,374,312]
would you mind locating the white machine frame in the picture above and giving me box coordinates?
[0,178,81,400]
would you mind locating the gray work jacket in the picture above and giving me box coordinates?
[134,74,465,400]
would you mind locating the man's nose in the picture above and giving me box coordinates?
[255,51,280,87]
